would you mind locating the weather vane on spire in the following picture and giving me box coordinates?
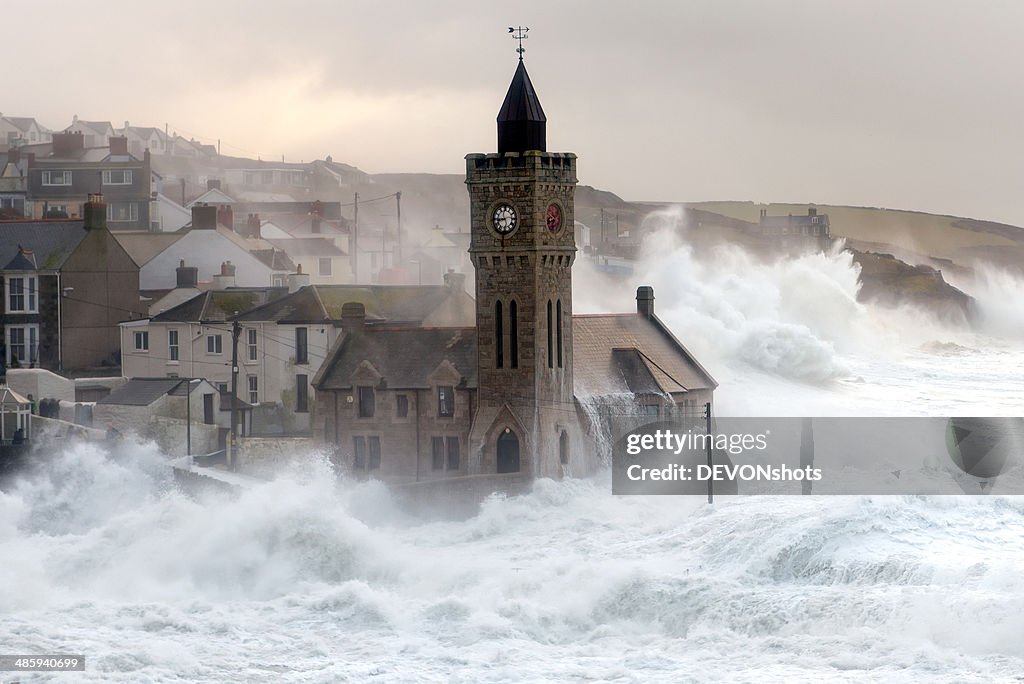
[508,26,529,60]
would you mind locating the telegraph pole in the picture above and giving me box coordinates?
[396,191,402,263]
[352,192,360,283]
[229,321,241,470]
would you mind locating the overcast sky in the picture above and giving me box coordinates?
[7,1,1023,225]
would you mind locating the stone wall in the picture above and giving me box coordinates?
[235,435,320,477]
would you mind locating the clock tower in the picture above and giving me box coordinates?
[466,56,578,478]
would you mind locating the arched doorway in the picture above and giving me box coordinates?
[496,429,520,473]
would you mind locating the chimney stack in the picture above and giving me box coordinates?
[341,302,366,335]
[52,131,84,157]
[287,264,311,293]
[636,286,655,320]
[176,259,199,288]
[246,213,261,239]
[808,207,817,217]
[191,204,217,230]
[207,178,221,191]
[212,260,237,289]
[216,204,234,230]
[108,135,128,156]
[443,269,466,293]
[83,193,107,230]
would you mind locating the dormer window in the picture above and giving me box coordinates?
[41,170,71,186]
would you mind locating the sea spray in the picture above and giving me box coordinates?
[2,442,1023,681]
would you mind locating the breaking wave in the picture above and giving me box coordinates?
[2,444,1023,681]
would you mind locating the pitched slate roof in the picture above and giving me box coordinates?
[97,378,186,406]
[572,314,717,396]
[3,248,37,271]
[233,284,474,326]
[267,237,344,257]
[114,231,186,266]
[316,327,477,390]
[0,220,87,271]
[151,287,289,323]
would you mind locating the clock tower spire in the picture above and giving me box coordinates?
[466,47,577,479]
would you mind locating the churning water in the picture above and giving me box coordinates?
[3,447,1024,682]
[3,223,1023,682]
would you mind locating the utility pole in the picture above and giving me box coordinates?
[600,208,606,245]
[186,378,191,462]
[229,321,241,470]
[395,191,402,263]
[353,192,360,283]
[705,402,714,505]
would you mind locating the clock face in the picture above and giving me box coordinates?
[492,203,518,234]
[546,203,562,232]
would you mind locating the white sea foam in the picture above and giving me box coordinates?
[2,450,1023,682]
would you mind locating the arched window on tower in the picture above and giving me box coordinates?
[556,299,563,368]
[509,300,518,368]
[495,300,503,369]
[559,430,569,465]
[546,300,553,369]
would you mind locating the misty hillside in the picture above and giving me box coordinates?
[360,170,1024,272]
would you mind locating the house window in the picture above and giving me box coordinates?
[5,325,38,367]
[247,375,258,404]
[168,329,179,361]
[296,374,308,413]
[41,170,71,186]
[318,258,332,277]
[295,327,308,364]
[247,328,257,361]
[217,382,228,394]
[134,330,149,351]
[107,202,138,222]
[446,437,460,471]
[357,386,375,418]
[102,169,133,185]
[438,386,454,418]
[207,334,222,354]
[6,276,37,313]
[495,300,503,368]
[432,437,444,470]
[396,394,409,418]
[353,436,381,471]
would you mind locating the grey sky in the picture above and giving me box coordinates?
[8,1,1023,225]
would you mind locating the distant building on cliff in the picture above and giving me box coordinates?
[757,206,832,249]
[311,57,716,484]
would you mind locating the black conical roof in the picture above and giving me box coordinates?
[497,60,546,154]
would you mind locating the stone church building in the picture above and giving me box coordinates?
[312,58,716,484]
